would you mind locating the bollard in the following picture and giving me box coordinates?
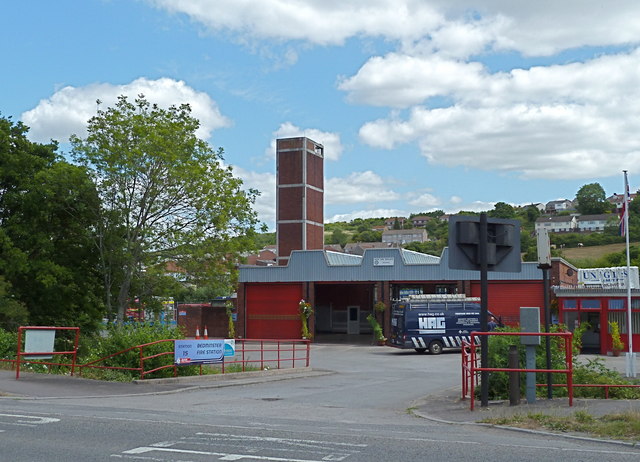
[508,345,520,406]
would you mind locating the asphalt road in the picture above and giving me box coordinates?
[1,343,639,461]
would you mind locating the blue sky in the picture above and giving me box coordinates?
[3,1,640,231]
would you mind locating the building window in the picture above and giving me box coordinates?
[581,299,601,309]
[632,299,640,309]
[608,311,640,334]
[609,299,625,310]
[563,299,577,309]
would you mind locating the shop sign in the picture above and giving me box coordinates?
[578,266,639,289]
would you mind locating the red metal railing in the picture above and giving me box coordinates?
[79,338,310,379]
[536,383,640,399]
[226,339,311,372]
[79,339,177,379]
[15,326,80,379]
[3,328,311,380]
[462,331,574,411]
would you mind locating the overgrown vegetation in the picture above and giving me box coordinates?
[482,410,640,441]
[482,326,640,401]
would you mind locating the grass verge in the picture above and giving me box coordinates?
[481,410,640,441]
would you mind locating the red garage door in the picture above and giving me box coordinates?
[471,282,543,325]
[245,284,303,339]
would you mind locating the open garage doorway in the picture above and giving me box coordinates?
[313,282,374,343]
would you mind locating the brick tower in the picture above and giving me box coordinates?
[276,137,324,266]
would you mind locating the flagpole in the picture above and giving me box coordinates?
[623,170,636,377]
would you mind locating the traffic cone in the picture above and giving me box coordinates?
[195,325,200,339]
[203,325,209,339]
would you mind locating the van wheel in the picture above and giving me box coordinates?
[429,340,444,355]
[414,348,427,354]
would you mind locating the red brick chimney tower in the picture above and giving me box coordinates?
[276,137,324,266]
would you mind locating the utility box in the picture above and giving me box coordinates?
[520,307,541,346]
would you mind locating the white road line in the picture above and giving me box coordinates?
[0,413,60,425]
[122,446,341,461]
[195,432,367,448]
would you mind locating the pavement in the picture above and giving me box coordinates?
[1,353,638,441]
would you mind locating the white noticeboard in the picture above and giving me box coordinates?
[24,329,56,359]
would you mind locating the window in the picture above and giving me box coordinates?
[632,299,640,309]
[608,312,640,334]
[609,299,625,310]
[563,299,577,309]
[581,299,601,309]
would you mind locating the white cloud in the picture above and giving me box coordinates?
[326,171,399,204]
[450,196,463,205]
[408,192,441,208]
[233,166,276,228]
[450,200,496,214]
[326,208,408,224]
[22,78,230,143]
[355,48,640,180]
[339,54,486,108]
[267,122,343,161]
[152,1,640,56]
[151,0,442,46]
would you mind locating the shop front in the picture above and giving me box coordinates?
[555,289,640,355]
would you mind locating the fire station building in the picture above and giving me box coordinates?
[235,136,640,354]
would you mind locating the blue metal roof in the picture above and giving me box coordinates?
[239,247,542,283]
[324,250,363,266]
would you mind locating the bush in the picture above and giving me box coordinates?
[483,325,569,400]
[0,328,18,360]
[480,326,640,400]
[79,322,197,380]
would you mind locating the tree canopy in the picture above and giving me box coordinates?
[71,96,261,322]
[0,116,102,331]
[575,183,611,215]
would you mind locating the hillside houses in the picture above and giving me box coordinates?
[535,213,618,234]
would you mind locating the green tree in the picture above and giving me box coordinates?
[0,116,103,331]
[327,228,348,246]
[0,276,28,330]
[71,96,261,323]
[351,230,381,243]
[575,183,611,215]
[488,201,516,219]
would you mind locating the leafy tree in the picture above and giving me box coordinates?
[71,96,261,323]
[0,116,103,331]
[327,228,349,246]
[488,201,516,219]
[252,232,276,249]
[425,217,448,241]
[393,218,401,230]
[575,183,611,215]
[0,276,27,330]
[351,230,381,243]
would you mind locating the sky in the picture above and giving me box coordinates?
[2,1,640,231]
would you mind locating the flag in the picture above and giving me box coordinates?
[620,175,630,236]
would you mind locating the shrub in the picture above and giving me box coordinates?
[0,328,18,360]
[79,322,196,380]
[483,325,569,400]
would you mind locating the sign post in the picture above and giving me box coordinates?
[537,229,553,399]
[448,214,521,407]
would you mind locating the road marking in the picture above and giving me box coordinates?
[0,413,60,427]
[123,446,339,461]
[195,432,366,448]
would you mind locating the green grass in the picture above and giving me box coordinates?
[481,410,640,441]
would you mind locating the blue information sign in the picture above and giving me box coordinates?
[174,339,224,365]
